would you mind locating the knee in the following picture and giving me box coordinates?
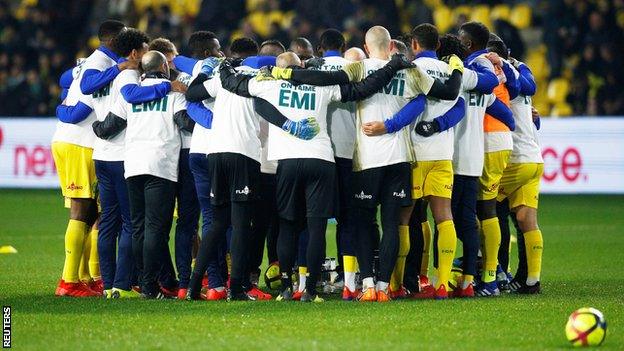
[70,198,97,223]
[514,206,537,232]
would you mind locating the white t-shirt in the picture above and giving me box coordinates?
[189,59,215,155]
[411,56,458,161]
[52,49,116,148]
[259,118,277,174]
[176,71,193,149]
[341,58,434,171]
[453,68,496,176]
[247,78,342,163]
[86,69,139,161]
[510,94,543,163]
[319,56,356,159]
[111,77,185,182]
[203,65,263,163]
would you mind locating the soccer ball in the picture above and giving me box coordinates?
[263,262,281,290]
[565,307,607,347]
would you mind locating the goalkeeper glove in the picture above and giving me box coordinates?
[443,54,464,74]
[282,117,320,140]
[387,53,414,70]
[200,57,221,77]
[415,120,440,137]
[304,57,325,69]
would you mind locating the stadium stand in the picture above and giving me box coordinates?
[1,0,623,116]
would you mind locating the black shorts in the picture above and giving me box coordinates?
[351,162,412,208]
[208,152,260,205]
[276,158,336,220]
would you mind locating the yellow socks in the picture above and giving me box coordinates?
[61,219,88,283]
[420,221,432,277]
[88,228,100,280]
[79,228,91,282]
[343,255,358,291]
[390,225,410,291]
[524,229,543,285]
[436,220,457,289]
[480,218,501,283]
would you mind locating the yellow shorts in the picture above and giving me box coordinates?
[52,142,97,202]
[412,160,453,200]
[478,150,511,201]
[497,163,543,209]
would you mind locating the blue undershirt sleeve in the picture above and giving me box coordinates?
[486,98,515,131]
[470,64,498,94]
[173,55,199,75]
[518,64,537,96]
[120,82,172,104]
[79,66,121,94]
[501,62,520,100]
[433,98,465,131]
[56,101,93,124]
[186,101,214,129]
[383,94,426,133]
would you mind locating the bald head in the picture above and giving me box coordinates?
[364,26,391,57]
[276,52,301,68]
[344,47,367,62]
[142,50,168,74]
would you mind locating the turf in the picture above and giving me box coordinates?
[1,190,622,350]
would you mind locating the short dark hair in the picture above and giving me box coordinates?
[259,39,286,56]
[391,39,409,56]
[460,21,490,50]
[411,23,439,51]
[111,28,150,57]
[188,31,218,57]
[437,34,466,60]
[230,37,259,57]
[98,20,125,41]
[487,33,508,59]
[149,37,176,55]
[319,29,345,51]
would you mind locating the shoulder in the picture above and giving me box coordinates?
[473,56,495,72]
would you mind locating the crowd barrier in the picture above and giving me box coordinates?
[1,117,623,193]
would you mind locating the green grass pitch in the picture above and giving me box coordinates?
[1,189,623,350]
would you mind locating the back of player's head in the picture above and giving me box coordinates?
[365,26,391,53]
[319,29,345,52]
[437,34,466,60]
[276,52,301,68]
[149,38,177,55]
[411,23,439,51]
[459,21,490,51]
[98,20,125,42]
[391,39,410,56]
[188,31,220,58]
[344,47,367,62]
[230,37,259,58]
[111,28,150,58]
[487,33,509,59]
[142,50,167,73]
[289,37,314,60]
[259,39,286,57]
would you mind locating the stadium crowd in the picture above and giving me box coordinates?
[1,0,623,117]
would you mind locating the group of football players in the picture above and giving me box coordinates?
[51,17,544,303]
